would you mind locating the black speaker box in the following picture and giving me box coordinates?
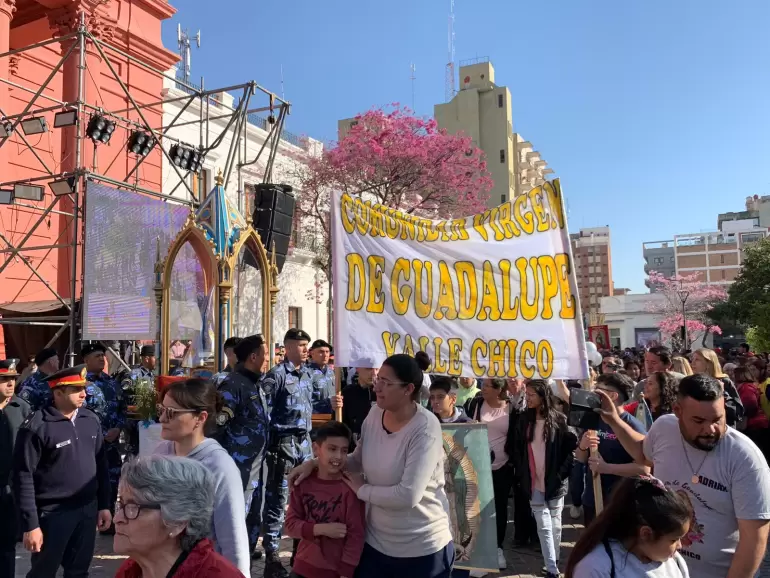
[252,183,295,272]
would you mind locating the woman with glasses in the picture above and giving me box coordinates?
[152,378,250,577]
[289,354,454,578]
[114,456,244,577]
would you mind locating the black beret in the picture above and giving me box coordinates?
[80,342,106,357]
[34,347,58,366]
[310,339,332,351]
[284,328,311,343]
[139,345,156,357]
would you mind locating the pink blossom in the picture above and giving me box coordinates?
[294,105,493,276]
[646,271,727,346]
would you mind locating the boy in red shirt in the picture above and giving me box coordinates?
[285,421,365,578]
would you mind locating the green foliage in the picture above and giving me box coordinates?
[132,377,157,422]
[722,238,770,329]
[746,326,770,354]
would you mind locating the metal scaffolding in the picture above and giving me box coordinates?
[0,14,292,365]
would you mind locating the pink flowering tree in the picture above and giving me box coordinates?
[646,271,728,349]
[294,105,493,278]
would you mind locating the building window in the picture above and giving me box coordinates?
[670,256,675,262]
[500,149,505,163]
[720,254,725,264]
[653,257,664,265]
[288,306,302,329]
[501,194,506,204]
[610,328,621,348]
[192,169,209,200]
[498,94,504,108]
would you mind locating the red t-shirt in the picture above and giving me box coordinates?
[284,471,366,578]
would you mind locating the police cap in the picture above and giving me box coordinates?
[44,364,88,388]
[139,345,156,358]
[81,342,106,358]
[0,359,19,377]
[310,339,332,351]
[34,347,58,366]
[284,328,311,343]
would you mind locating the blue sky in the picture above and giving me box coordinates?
[162,0,770,293]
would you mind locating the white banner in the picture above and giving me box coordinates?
[331,179,588,380]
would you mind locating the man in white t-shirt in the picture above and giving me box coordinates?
[596,373,770,578]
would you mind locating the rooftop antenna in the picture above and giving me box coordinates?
[177,24,201,84]
[410,63,417,111]
[444,0,456,102]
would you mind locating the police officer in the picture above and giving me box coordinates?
[212,336,242,386]
[0,360,30,577]
[82,342,126,523]
[215,334,270,559]
[17,348,59,411]
[261,328,335,577]
[307,339,335,414]
[13,365,111,577]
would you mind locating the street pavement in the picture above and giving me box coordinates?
[14,522,581,578]
[14,518,770,577]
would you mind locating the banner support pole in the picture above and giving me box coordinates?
[334,366,343,422]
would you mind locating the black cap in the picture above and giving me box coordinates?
[310,339,332,351]
[43,364,88,388]
[0,359,18,377]
[140,345,156,357]
[284,328,311,343]
[81,342,106,358]
[34,347,58,366]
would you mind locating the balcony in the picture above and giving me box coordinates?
[290,232,327,267]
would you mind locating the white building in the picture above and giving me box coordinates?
[600,293,713,350]
[161,72,329,346]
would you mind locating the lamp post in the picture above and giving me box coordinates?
[677,280,690,351]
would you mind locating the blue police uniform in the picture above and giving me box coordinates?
[261,360,328,557]
[215,366,269,554]
[86,371,126,511]
[17,370,52,411]
[307,362,335,414]
[212,365,233,387]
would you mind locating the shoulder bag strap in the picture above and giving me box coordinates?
[602,539,615,578]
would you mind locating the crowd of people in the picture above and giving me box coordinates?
[1,335,770,578]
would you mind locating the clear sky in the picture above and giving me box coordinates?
[162,0,770,293]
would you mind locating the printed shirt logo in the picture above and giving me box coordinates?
[55,439,72,449]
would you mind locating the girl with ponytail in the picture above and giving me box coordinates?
[566,476,692,578]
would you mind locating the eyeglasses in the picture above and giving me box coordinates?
[115,499,161,520]
[156,404,198,421]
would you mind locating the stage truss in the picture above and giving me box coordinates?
[0,13,293,365]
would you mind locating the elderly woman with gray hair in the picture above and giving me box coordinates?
[113,456,245,578]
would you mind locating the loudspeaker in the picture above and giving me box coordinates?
[252,183,295,271]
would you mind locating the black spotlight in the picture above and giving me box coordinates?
[86,114,116,144]
[0,119,13,139]
[127,130,155,156]
[169,143,205,172]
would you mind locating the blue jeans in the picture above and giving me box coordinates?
[569,461,584,507]
[354,541,454,578]
[530,489,564,575]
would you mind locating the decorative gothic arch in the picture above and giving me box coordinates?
[155,213,220,374]
[228,226,277,351]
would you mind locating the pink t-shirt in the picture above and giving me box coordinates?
[530,420,546,493]
[480,402,510,471]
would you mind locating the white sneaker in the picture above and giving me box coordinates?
[497,547,507,569]
[569,505,583,519]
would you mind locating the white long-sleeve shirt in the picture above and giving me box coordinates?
[347,403,452,558]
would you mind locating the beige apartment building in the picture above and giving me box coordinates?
[571,227,614,315]
[674,222,768,285]
[433,59,553,207]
